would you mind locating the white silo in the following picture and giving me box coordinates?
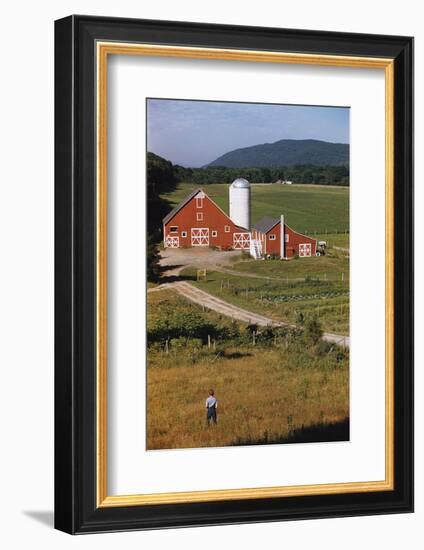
[229,178,251,230]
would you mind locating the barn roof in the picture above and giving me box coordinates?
[254,216,280,234]
[162,188,202,225]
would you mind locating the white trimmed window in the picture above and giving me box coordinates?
[170,226,178,233]
[196,212,204,221]
[212,230,218,237]
[285,234,289,242]
[196,197,203,208]
[224,225,230,233]
[269,234,276,240]
[181,231,187,238]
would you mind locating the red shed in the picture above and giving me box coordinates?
[163,188,250,250]
[252,216,317,259]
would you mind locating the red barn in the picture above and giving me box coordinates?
[163,188,250,250]
[251,216,317,258]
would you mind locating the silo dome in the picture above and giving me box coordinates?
[229,178,251,230]
[231,177,250,189]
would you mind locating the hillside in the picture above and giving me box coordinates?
[206,139,349,168]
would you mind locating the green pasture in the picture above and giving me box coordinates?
[315,233,349,250]
[162,182,349,234]
[230,255,349,281]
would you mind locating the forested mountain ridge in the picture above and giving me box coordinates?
[206,139,349,168]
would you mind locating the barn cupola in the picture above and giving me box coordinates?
[229,178,251,230]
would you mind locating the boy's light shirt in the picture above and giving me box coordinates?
[206,396,217,408]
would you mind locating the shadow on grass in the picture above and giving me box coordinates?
[231,417,349,446]
[158,264,218,284]
[223,351,253,359]
[158,264,196,284]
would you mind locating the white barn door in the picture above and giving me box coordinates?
[233,232,250,249]
[299,243,312,257]
[165,235,179,248]
[191,228,209,246]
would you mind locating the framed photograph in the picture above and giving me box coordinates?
[54,15,413,534]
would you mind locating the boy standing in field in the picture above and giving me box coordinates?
[205,389,218,426]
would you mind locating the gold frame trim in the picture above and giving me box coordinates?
[96,42,395,508]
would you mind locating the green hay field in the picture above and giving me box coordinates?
[162,182,349,234]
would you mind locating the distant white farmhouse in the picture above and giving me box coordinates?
[274,179,293,185]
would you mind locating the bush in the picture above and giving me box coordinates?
[336,346,349,362]
[221,322,241,342]
[296,311,306,326]
[148,309,225,345]
[258,326,276,342]
[186,338,203,351]
[147,234,161,282]
[304,317,323,345]
[314,340,334,356]
[169,337,187,350]
[246,323,259,334]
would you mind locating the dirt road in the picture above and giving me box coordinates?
[156,248,350,347]
[159,247,242,277]
[173,280,350,347]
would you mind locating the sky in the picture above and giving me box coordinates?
[147,99,350,168]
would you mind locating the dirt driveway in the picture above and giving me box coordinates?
[159,247,243,277]
[157,247,349,347]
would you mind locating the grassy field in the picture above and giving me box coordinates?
[315,233,349,249]
[228,254,349,280]
[147,290,349,450]
[182,254,350,335]
[162,182,349,234]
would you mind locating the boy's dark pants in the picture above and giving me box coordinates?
[206,406,217,426]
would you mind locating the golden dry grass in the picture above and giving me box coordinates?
[147,346,349,450]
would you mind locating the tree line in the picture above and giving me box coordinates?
[174,163,349,186]
[146,152,179,281]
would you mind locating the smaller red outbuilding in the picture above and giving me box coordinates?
[251,216,317,259]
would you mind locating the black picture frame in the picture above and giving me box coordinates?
[55,15,414,534]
